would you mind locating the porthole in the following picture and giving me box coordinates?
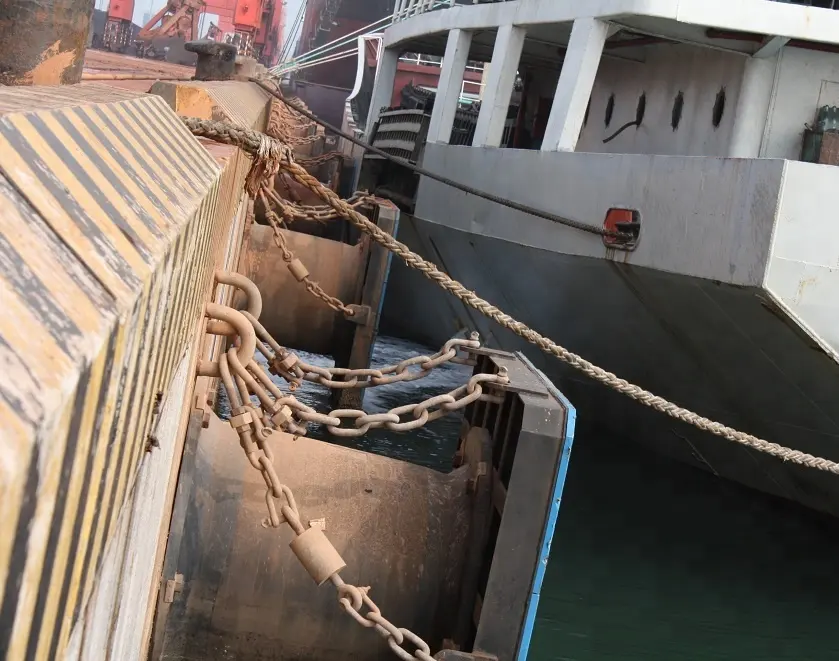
[712,87,726,128]
[604,93,615,127]
[671,91,684,131]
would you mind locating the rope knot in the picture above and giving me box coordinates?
[245,135,292,198]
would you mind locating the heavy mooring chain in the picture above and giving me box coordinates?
[185,115,839,476]
[298,151,346,168]
[281,334,480,391]
[214,320,471,661]
[333,578,435,661]
[265,186,379,224]
[316,370,508,437]
[258,187,356,316]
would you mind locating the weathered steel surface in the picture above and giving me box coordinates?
[245,224,366,355]
[156,415,472,660]
[0,0,93,85]
[0,85,247,661]
[151,79,273,131]
[185,39,237,81]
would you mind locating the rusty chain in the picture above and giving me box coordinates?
[242,305,482,392]
[237,351,504,438]
[265,186,380,224]
[298,151,346,167]
[319,371,507,437]
[258,187,356,316]
[212,311,500,661]
[267,98,321,147]
[273,335,481,391]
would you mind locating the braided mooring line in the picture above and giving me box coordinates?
[185,117,839,476]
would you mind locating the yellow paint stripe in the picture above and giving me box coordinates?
[0,280,71,395]
[34,113,161,261]
[0,188,111,340]
[140,95,219,177]
[0,401,36,600]
[102,291,149,546]
[61,111,176,242]
[5,393,75,660]
[124,258,173,491]
[0,130,138,306]
[50,325,129,658]
[31,349,108,661]
[93,297,145,564]
[74,105,176,226]
[103,101,199,202]
[107,271,164,542]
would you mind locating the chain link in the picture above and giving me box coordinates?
[214,318,480,661]
[311,371,508,437]
[265,186,381,224]
[298,151,346,168]
[267,98,320,147]
[280,334,481,391]
[259,187,356,316]
[335,581,435,661]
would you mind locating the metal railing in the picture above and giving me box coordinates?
[393,0,511,22]
[391,0,837,23]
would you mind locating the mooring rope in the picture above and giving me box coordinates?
[183,115,839,476]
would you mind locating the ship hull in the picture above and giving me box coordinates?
[381,212,839,516]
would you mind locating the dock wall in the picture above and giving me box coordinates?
[0,83,252,661]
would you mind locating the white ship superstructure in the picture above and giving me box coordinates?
[362,0,839,515]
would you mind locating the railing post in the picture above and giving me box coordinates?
[365,47,400,136]
[428,29,473,144]
[541,17,609,152]
[472,24,526,147]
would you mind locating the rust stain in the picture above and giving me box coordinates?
[795,276,818,304]
[25,40,76,86]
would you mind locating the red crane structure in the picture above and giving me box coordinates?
[102,0,136,52]
[135,0,205,58]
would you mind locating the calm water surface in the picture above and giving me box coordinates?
[218,335,471,470]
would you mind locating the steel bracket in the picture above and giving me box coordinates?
[345,304,373,326]
[164,573,184,603]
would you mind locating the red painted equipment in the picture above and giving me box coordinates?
[102,0,135,52]
[135,0,205,57]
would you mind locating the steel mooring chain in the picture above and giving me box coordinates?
[274,335,480,391]
[258,187,356,316]
[267,98,320,147]
[184,115,839,476]
[211,315,496,661]
[265,186,380,224]
[318,370,508,437]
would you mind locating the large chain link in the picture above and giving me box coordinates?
[334,580,435,661]
[279,334,481,391]
[291,370,508,437]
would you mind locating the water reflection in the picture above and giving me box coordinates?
[217,336,472,472]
